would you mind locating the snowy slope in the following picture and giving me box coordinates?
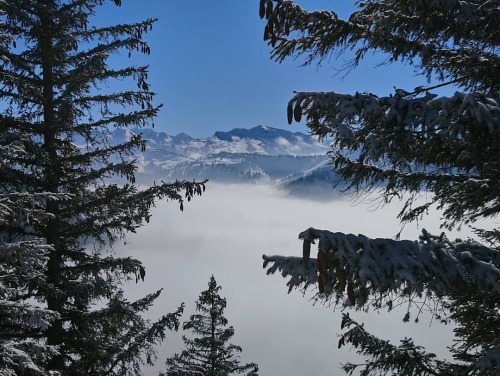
[111,124,329,158]
[111,125,339,196]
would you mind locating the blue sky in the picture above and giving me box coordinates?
[101,0,430,137]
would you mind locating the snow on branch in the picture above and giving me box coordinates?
[260,0,499,91]
[263,228,500,309]
[286,90,500,229]
[0,341,59,376]
[289,90,500,140]
[262,255,318,294]
[0,239,59,376]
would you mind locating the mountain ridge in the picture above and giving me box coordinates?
[111,125,339,198]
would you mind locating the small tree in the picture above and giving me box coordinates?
[259,1,499,375]
[0,1,206,374]
[162,276,258,376]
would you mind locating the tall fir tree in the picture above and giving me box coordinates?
[1,12,61,374]
[259,0,499,375]
[0,1,206,375]
[162,276,258,376]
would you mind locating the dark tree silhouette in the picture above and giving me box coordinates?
[162,276,258,376]
[0,1,205,374]
[259,1,500,374]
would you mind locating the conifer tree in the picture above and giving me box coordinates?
[1,32,61,375]
[0,1,205,374]
[162,276,258,376]
[259,1,499,374]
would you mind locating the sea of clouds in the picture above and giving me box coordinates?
[117,183,473,376]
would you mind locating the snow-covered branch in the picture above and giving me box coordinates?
[286,89,500,229]
[263,228,500,309]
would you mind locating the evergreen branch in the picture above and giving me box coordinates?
[80,18,158,42]
[261,0,500,91]
[339,313,456,376]
[263,228,500,310]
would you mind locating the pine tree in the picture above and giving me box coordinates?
[1,50,61,375]
[162,276,258,376]
[0,1,206,374]
[259,1,500,374]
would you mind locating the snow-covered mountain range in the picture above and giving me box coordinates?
[111,125,340,197]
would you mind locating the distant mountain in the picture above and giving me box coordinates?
[111,125,341,198]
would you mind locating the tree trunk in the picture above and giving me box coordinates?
[39,2,64,370]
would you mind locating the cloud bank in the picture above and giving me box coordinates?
[117,183,469,375]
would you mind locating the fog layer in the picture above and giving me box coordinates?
[118,183,466,376]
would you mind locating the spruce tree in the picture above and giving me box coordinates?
[0,62,62,375]
[162,276,258,376]
[0,1,205,374]
[259,1,499,374]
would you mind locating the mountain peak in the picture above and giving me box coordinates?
[213,125,302,142]
[172,132,193,142]
[109,125,335,195]
[113,125,328,157]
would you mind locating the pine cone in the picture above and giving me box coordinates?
[347,283,355,305]
[337,267,347,292]
[293,102,302,122]
[302,239,311,263]
[317,251,329,287]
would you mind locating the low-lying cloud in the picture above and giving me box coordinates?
[117,183,468,375]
